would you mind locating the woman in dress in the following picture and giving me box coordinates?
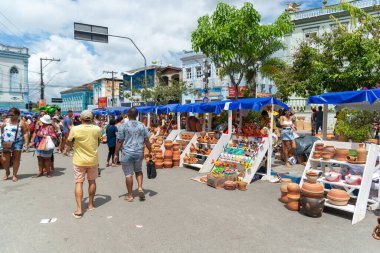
[106,119,118,167]
[1,108,29,182]
[280,109,297,168]
[31,115,58,178]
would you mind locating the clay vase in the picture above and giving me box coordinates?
[172,150,180,157]
[208,132,215,139]
[300,197,325,218]
[172,142,180,151]
[315,143,324,151]
[164,140,173,150]
[306,171,320,183]
[163,160,173,168]
[287,194,300,211]
[357,143,367,162]
[327,189,350,206]
[155,161,163,169]
[301,182,324,199]
[287,183,300,195]
[335,148,349,161]
[156,152,163,159]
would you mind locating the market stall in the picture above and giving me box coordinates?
[296,89,380,224]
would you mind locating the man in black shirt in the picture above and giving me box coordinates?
[315,106,323,134]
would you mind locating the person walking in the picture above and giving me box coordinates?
[1,108,29,182]
[114,107,152,202]
[66,110,102,219]
[315,106,323,135]
[31,115,58,178]
[106,119,118,167]
[60,110,73,154]
[280,109,296,168]
[311,107,316,136]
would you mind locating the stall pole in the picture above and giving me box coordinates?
[266,105,274,177]
[228,110,232,134]
[208,114,212,131]
[238,110,242,130]
[147,113,151,129]
[322,104,328,140]
[177,113,181,131]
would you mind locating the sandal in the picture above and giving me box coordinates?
[12,176,18,182]
[72,212,82,219]
[138,190,146,201]
[124,195,134,202]
[2,174,9,180]
[33,172,44,178]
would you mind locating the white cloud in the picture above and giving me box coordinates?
[0,0,289,101]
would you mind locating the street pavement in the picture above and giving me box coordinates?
[0,144,378,253]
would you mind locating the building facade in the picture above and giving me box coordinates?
[282,0,379,111]
[60,83,93,114]
[120,65,182,104]
[180,51,274,104]
[0,44,30,108]
[92,78,123,107]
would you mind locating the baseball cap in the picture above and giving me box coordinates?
[80,110,93,121]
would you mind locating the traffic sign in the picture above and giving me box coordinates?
[51,98,63,103]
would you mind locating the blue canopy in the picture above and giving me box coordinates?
[198,100,230,114]
[136,106,156,114]
[156,104,179,114]
[308,89,380,106]
[226,97,289,111]
[175,103,201,113]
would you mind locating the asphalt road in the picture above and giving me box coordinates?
[0,145,378,253]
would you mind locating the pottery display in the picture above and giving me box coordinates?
[327,189,350,206]
[306,170,320,183]
[315,143,324,151]
[357,143,367,162]
[301,182,324,198]
[324,170,342,182]
[163,160,173,168]
[345,174,362,185]
[287,194,301,211]
[335,148,349,161]
[300,197,325,218]
[287,183,300,195]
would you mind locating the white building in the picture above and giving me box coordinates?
[282,0,379,111]
[0,44,30,108]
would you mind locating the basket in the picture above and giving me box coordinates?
[207,174,226,189]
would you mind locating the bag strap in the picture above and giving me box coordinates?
[14,120,20,142]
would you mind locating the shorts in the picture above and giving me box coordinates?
[36,149,54,158]
[122,158,143,177]
[281,128,294,141]
[13,139,24,151]
[73,165,98,183]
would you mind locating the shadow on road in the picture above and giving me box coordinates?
[118,188,158,199]
[83,194,112,209]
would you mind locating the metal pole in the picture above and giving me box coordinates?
[322,104,328,140]
[228,110,232,136]
[267,106,274,177]
[111,71,115,107]
[40,58,44,100]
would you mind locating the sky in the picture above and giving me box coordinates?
[0,0,339,101]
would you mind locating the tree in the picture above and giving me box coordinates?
[278,3,380,98]
[191,2,293,99]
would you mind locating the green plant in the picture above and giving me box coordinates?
[242,111,261,124]
[214,111,228,126]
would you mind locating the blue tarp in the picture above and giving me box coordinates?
[198,100,230,114]
[308,89,380,105]
[156,104,179,114]
[226,97,289,111]
[136,106,156,114]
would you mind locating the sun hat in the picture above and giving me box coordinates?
[53,116,59,120]
[80,110,93,121]
[40,115,52,124]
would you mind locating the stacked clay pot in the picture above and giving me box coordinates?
[164,140,173,168]
[327,189,350,206]
[172,142,180,167]
[335,148,349,161]
[300,182,325,217]
[280,178,292,203]
[155,147,163,169]
[287,183,300,211]
[322,145,335,160]
[357,143,367,163]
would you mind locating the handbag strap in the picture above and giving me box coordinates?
[14,120,20,142]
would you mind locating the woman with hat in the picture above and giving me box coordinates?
[31,115,58,178]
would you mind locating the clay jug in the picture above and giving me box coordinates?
[164,140,173,150]
[287,194,300,211]
[155,161,163,169]
[300,197,325,218]
[156,152,163,159]
[287,183,300,195]
[172,150,180,157]
[335,148,349,161]
[164,160,173,168]
[357,143,367,162]
[172,143,180,151]
[301,182,324,198]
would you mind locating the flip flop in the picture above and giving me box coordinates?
[2,175,9,180]
[138,191,146,201]
[72,212,82,219]
[12,177,18,182]
[124,195,134,202]
[87,207,95,211]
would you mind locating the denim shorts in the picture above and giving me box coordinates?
[281,128,294,141]
[122,157,143,177]
[36,149,54,158]
[13,139,24,151]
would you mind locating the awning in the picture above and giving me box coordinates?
[156,104,179,114]
[226,97,289,111]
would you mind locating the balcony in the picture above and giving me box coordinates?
[291,0,380,21]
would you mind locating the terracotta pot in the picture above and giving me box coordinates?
[373,218,380,240]
[301,182,324,198]
[156,153,163,159]
[200,131,206,137]
[327,189,350,206]
[287,183,300,195]
[315,143,324,151]
[357,143,367,162]
[287,194,300,211]
[367,138,379,145]
[335,148,349,161]
[280,178,292,189]
[280,184,288,193]
[164,140,173,150]
[306,171,320,183]
[322,154,331,160]
[163,160,173,168]
[312,151,322,159]
[300,197,325,218]
[172,150,180,157]
[208,132,215,138]
[155,161,163,169]
[324,146,335,154]
[237,181,248,191]
[280,191,288,203]
[172,142,180,151]
[326,134,335,140]
[224,181,237,190]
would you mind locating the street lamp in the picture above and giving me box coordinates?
[73,22,147,87]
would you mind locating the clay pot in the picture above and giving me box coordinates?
[301,182,324,198]
[164,140,173,149]
[155,161,163,169]
[300,197,325,217]
[326,134,335,140]
[287,194,300,211]
[312,151,322,159]
[237,181,248,191]
[322,154,331,161]
[357,143,367,162]
[208,132,215,138]
[327,189,350,206]
[306,171,320,183]
[184,154,190,163]
[200,131,206,137]
[335,148,349,161]
[197,136,204,143]
[315,143,324,151]
[224,181,237,190]
[280,191,288,203]
[172,142,180,151]
[172,150,180,157]
[324,146,335,155]
[373,218,380,240]
[287,183,300,195]
[163,160,173,168]
[367,138,379,145]
[156,152,163,159]
[281,178,292,189]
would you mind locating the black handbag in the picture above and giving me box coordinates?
[147,160,157,179]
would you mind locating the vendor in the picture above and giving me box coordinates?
[280,109,296,168]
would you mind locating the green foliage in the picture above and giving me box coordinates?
[191,2,293,98]
[242,110,261,124]
[278,3,380,98]
[214,110,228,126]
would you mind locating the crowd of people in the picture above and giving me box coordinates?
[0,107,152,219]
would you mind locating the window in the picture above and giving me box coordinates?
[303,27,319,41]
[196,66,202,78]
[9,66,20,92]
[186,68,192,79]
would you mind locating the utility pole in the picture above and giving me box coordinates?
[103,70,118,107]
[40,58,60,100]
